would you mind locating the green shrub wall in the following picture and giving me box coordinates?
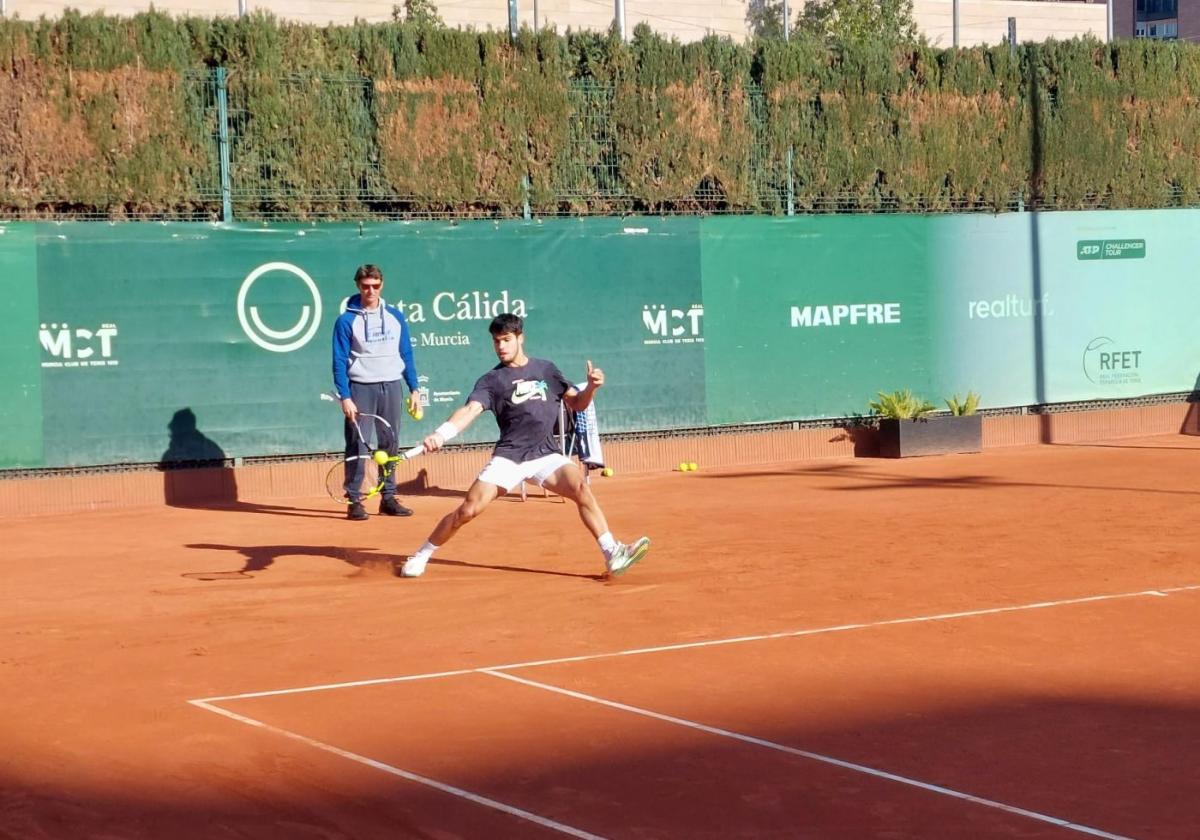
[2,12,1199,217]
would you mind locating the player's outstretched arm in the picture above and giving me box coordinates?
[423,401,483,452]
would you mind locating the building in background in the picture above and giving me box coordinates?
[1108,0,1200,39]
[0,0,1122,46]
[1135,0,1178,38]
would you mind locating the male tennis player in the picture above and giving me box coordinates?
[399,313,649,578]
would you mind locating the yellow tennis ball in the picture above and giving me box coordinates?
[678,461,689,472]
[373,449,390,466]
[601,467,614,477]
[688,462,698,471]
[408,403,424,421]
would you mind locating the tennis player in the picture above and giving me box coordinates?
[400,313,650,578]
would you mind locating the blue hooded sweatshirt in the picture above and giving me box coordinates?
[332,294,419,398]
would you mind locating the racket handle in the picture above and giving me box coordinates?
[402,444,426,460]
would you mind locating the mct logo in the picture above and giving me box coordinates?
[642,304,704,346]
[39,322,119,369]
[1083,336,1143,386]
[238,262,323,353]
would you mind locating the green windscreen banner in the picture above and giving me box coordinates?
[2,211,1198,470]
[19,218,703,469]
[926,210,1200,406]
[700,215,934,424]
[0,224,42,468]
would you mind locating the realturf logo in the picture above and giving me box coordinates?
[968,293,1053,320]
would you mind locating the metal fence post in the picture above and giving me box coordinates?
[783,17,795,217]
[522,175,532,219]
[215,67,234,222]
[786,146,795,216]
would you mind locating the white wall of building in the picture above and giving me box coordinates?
[915,0,1106,48]
[1,0,1107,47]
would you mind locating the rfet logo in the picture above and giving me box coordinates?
[237,262,323,353]
[1083,336,1143,385]
[642,304,703,346]
[39,322,119,369]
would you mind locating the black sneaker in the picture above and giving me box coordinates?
[347,501,368,521]
[379,497,413,517]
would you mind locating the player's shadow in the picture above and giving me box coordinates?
[428,556,604,581]
[160,408,237,505]
[158,408,343,518]
[1184,379,1200,435]
[184,542,394,579]
[392,468,466,498]
[697,462,1200,497]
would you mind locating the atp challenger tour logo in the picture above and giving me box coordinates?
[789,303,901,327]
[238,262,323,353]
[39,322,120,368]
[1083,337,1143,386]
[642,304,704,346]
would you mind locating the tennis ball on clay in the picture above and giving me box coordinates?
[601,467,614,477]
[678,461,690,472]
[373,449,390,466]
[688,462,698,471]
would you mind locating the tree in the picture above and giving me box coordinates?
[795,0,919,45]
[745,0,788,41]
[392,0,445,27]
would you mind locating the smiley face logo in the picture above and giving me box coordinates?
[237,262,323,353]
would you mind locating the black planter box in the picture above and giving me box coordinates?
[878,414,982,458]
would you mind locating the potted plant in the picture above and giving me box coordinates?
[871,390,983,458]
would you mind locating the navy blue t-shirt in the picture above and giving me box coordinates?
[468,358,573,462]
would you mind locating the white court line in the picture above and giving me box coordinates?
[194,583,1200,704]
[485,671,1133,840]
[188,585,1197,837]
[188,699,607,840]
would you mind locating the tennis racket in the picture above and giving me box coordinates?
[320,392,426,505]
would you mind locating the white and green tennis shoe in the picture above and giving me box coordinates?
[400,554,429,578]
[605,536,650,577]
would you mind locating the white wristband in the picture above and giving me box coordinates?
[435,422,459,443]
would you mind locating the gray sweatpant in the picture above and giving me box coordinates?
[343,379,405,501]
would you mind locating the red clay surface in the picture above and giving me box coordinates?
[3,435,1200,839]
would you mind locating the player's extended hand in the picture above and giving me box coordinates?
[586,359,604,390]
[423,430,447,452]
[341,397,358,422]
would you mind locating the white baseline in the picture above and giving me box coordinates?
[189,584,1196,838]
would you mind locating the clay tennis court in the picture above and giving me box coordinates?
[3,429,1199,839]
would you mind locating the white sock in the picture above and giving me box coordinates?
[412,541,438,561]
[597,532,618,556]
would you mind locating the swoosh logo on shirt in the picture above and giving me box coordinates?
[511,379,548,405]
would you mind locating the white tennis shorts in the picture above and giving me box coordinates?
[477,452,573,493]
